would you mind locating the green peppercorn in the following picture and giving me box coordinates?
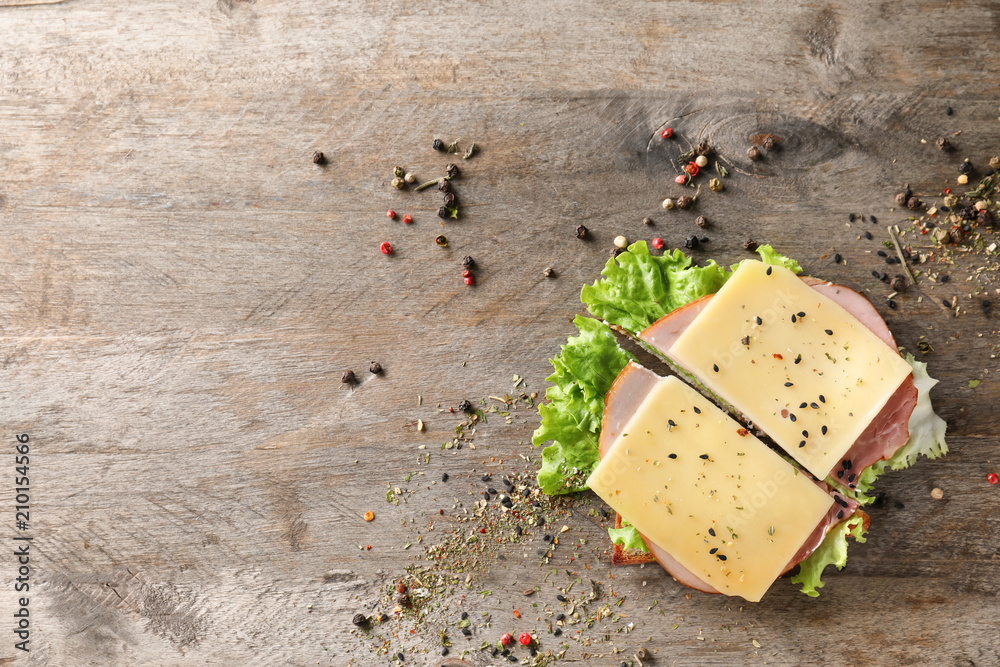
[393,166,405,178]
[709,178,723,192]
[435,235,448,247]
[391,177,405,190]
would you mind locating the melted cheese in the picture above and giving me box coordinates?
[665,260,913,479]
[586,375,834,602]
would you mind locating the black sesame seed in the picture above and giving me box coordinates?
[848,213,856,222]
[825,329,833,336]
[837,470,845,478]
[810,402,819,409]
[870,215,878,224]
[755,316,762,325]
[483,492,491,501]
[717,554,727,561]
[877,250,887,257]
[822,425,828,435]
[792,314,797,323]
[487,487,497,495]
[863,231,872,240]
[881,272,888,282]
[766,266,773,275]
[943,298,952,308]
[794,356,802,364]
[871,270,880,278]
[713,364,719,372]
[537,517,545,526]
[784,382,793,387]
[940,275,950,283]
[844,460,852,469]
[461,628,471,636]
[708,528,716,536]
[515,525,523,535]
[699,454,709,460]
[709,547,718,554]
[397,653,405,662]
[886,257,897,265]
[799,441,806,448]
[481,473,491,482]
[442,472,449,482]
[668,453,677,459]
[790,414,797,422]
[553,628,562,637]
[802,430,809,437]
[694,406,701,414]
[668,419,676,427]
[834,253,842,264]
[837,510,844,519]
[543,534,553,543]
[798,312,805,317]
[556,594,566,602]
[556,613,565,621]
[441,647,449,656]
[848,474,856,482]
[819,395,826,403]
[799,402,807,409]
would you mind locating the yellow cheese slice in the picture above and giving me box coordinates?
[586,375,834,602]
[666,260,913,479]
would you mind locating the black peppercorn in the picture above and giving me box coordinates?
[890,276,907,292]
[833,253,841,264]
[946,105,953,115]
[906,197,922,211]
[312,151,325,165]
[959,160,973,175]
[887,299,897,310]
[743,238,759,251]
[443,192,457,207]
[610,247,625,257]
[441,647,449,656]
[959,206,975,220]
[394,592,410,607]
[438,179,451,193]
[977,209,993,227]
[352,613,368,627]
[949,227,964,244]
[433,138,445,151]
[575,224,589,239]
[342,370,356,384]
[442,472,449,482]
[869,215,877,224]
[695,141,711,156]
[438,206,450,219]
[445,163,459,178]
[894,192,907,206]
[462,256,475,269]
[684,234,700,250]
[458,399,473,413]
[762,136,776,151]
[695,215,708,228]
[676,195,693,209]
[369,361,382,374]
[747,145,761,161]
[936,137,950,151]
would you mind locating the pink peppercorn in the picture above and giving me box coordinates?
[674,174,687,185]
[652,238,664,250]
[661,127,673,139]
[988,472,999,485]
[379,241,392,255]
[500,633,514,647]
[402,214,412,224]
[519,633,532,646]
[386,210,396,219]
[464,275,475,286]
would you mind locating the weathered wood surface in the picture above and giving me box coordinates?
[0,1,999,665]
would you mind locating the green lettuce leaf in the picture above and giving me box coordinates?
[534,316,634,495]
[791,513,868,596]
[828,353,948,503]
[608,522,650,552]
[582,242,801,335]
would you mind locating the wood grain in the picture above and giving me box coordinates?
[0,0,998,665]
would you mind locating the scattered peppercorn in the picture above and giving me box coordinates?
[642,217,653,225]
[743,238,759,251]
[441,472,449,482]
[352,613,368,627]
[695,215,708,228]
[312,151,326,165]
[404,172,416,184]
[443,192,457,207]
[674,174,688,185]
[762,136,776,151]
[662,198,675,210]
[990,156,1000,170]
[660,127,673,139]
[386,210,396,220]
[342,370,356,384]
[907,197,922,210]
[890,276,907,292]
[462,256,475,269]
[458,399,473,413]
[391,177,405,189]
[543,267,555,278]
[978,209,993,227]
[833,253,841,264]
[519,633,532,646]
[894,192,908,206]
[652,237,664,250]
[445,163,459,178]
[683,161,699,176]
[709,177,723,192]
[959,160,973,175]
[695,155,709,168]
[575,225,589,239]
[433,138,445,151]
[676,195,693,209]
[988,472,998,485]
[610,247,625,258]
[438,179,451,193]
[463,274,475,286]
[435,235,448,247]
[949,227,964,244]
[501,633,514,647]
[637,648,651,661]
[437,206,450,219]
[401,214,412,224]
[747,145,761,161]
[695,141,711,156]
[380,241,393,255]
[936,137,950,151]
[684,235,699,250]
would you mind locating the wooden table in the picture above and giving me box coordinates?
[2,1,998,664]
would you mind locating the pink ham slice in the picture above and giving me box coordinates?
[639,276,918,487]
[598,360,860,594]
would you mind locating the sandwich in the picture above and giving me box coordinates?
[535,242,947,599]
